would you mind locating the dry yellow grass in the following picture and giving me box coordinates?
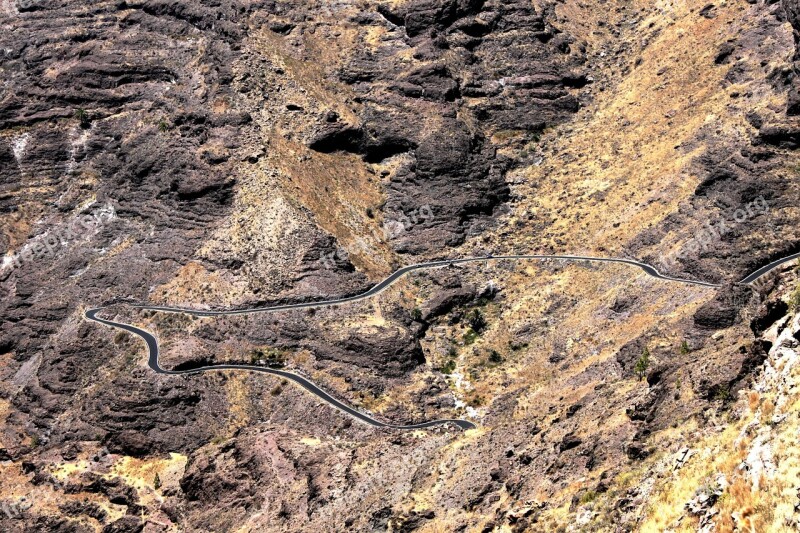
[475,0,781,270]
[639,327,800,531]
[266,133,393,278]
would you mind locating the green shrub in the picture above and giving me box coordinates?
[75,108,90,127]
[153,473,161,490]
[680,340,690,355]
[579,490,598,505]
[440,360,456,375]
[467,394,485,407]
[466,309,487,333]
[411,307,422,321]
[462,328,479,345]
[488,350,503,364]
[475,296,491,307]
[634,347,651,381]
[265,349,285,368]
[251,347,286,367]
[713,384,731,402]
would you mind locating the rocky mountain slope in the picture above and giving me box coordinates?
[1,0,799,531]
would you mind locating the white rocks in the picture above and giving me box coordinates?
[11,132,29,161]
[672,447,695,471]
[737,312,799,491]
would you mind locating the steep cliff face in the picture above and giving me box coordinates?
[299,0,589,251]
[1,0,800,531]
[782,0,800,113]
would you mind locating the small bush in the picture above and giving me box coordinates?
[488,350,503,364]
[467,394,485,407]
[466,309,487,333]
[680,340,690,355]
[753,502,775,526]
[713,384,732,402]
[153,473,161,490]
[251,347,286,367]
[440,360,456,375]
[748,391,761,411]
[411,307,422,321]
[509,340,527,351]
[158,119,170,132]
[493,129,521,142]
[579,490,598,505]
[75,108,90,128]
[475,296,491,307]
[634,347,650,381]
[462,328,478,345]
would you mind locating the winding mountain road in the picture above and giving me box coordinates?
[739,251,800,284]
[85,253,799,431]
[85,309,474,430]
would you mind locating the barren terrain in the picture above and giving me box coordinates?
[1,0,800,531]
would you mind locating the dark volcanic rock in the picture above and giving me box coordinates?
[303,0,587,253]
[84,374,221,457]
[59,501,108,523]
[308,324,427,377]
[101,516,144,533]
[693,285,754,330]
[750,299,789,335]
[558,433,582,453]
[624,440,650,460]
[632,4,800,284]
[782,0,800,114]
[757,123,800,149]
[0,0,399,476]
[421,287,477,321]
[615,337,648,375]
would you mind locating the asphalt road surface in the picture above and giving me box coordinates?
[85,252,799,431]
[85,309,475,430]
